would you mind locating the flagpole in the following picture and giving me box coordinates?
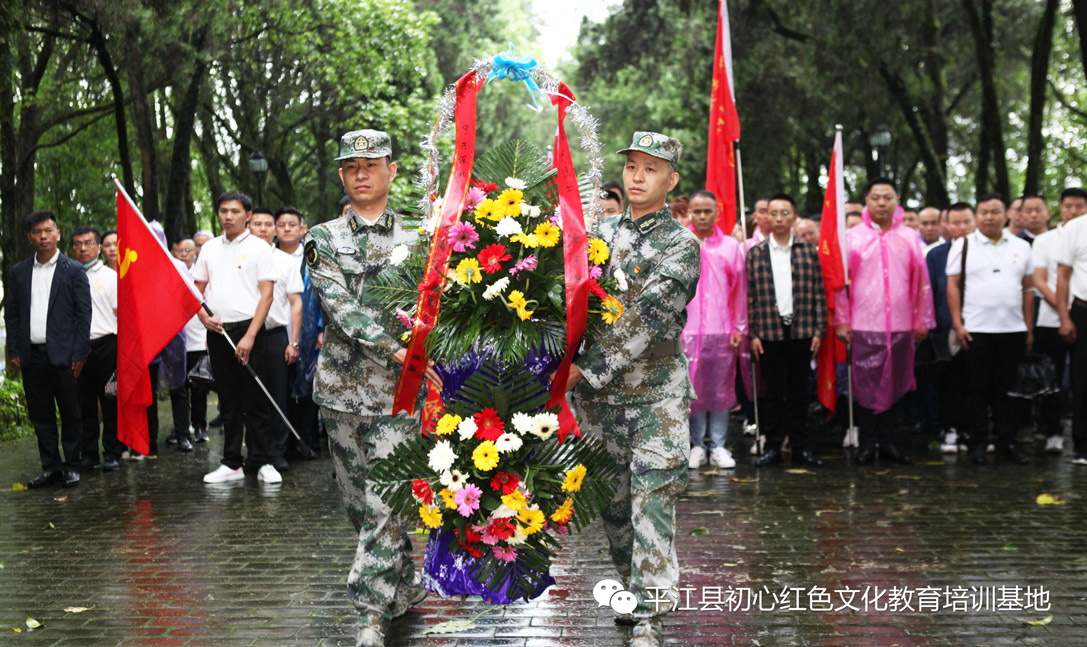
[734,141,762,456]
[833,125,858,449]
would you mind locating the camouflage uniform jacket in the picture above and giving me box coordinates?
[577,205,701,405]
[304,206,419,415]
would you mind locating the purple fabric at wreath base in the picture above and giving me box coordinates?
[422,529,555,603]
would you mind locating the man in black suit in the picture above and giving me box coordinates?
[5,211,92,488]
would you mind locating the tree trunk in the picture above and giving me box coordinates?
[803,146,822,215]
[162,30,209,244]
[878,62,950,206]
[963,0,1010,199]
[1024,0,1059,195]
[124,29,161,224]
[921,0,948,181]
[1073,0,1087,82]
[85,16,135,197]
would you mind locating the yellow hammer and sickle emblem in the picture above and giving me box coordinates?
[120,248,138,279]
[822,241,830,255]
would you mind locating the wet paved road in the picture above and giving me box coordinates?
[3,410,1087,646]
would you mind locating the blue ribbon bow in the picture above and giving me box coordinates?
[487,43,543,111]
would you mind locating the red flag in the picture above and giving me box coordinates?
[706,0,741,234]
[116,181,202,454]
[816,129,847,413]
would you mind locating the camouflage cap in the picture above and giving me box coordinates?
[335,129,392,161]
[616,131,683,168]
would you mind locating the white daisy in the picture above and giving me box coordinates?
[482,277,510,301]
[521,204,541,218]
[505,177,526,190]
[491,503,519,519]
[510,412,534,435]
[529,412,560,441]
[427,439,457,473]
[506,528,528,545]
[389,245,409,266]
[439,468,466,492]
[494,217,523,239]
[456,418,478,441]
[495,433,523,454]
[614,267,629,292]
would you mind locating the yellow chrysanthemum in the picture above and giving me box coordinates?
[474,198,501,226]
[438,487,457,510]
[501,490,528,512]
[434,414,462,436]
[561,464,587,493]
[507,290,534,321]
[419,504,443,529]
[550,497,574,524]
[601,296,624,325]
[511,232,539,248]
[472,440,500,472]
[517,507,545,536]
[588,238,610,265]
[534,222,560,248]
[455,258,483,284]
[497,188,524,218]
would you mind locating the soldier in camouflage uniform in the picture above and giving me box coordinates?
[570,132,701,647]
[304,130,429,647]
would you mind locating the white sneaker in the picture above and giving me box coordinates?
[257,464,283,484]
[1045,436,1064,453]
[710,447,736,469]
[940,430,959,454]
[204,464,244,483]
[1073,456,1087,466]
[743,422,757,436]
[987,443,995,454]
[688,446,707,470]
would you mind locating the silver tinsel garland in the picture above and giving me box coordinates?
[416,57,604,233]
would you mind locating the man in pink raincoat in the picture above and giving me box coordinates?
[834,178,935,465]
[682,190,746,471]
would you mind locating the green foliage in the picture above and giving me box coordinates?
[472,140,557,193]
[0,373,33,443]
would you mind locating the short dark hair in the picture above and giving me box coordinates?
[1019,194,1046,208]
[251,205,274,217]
[977,192,1006,207]
[947,202,974,214]
[768,193,797,211]
[689,189,716,202]
[173,235,193,247]
[215,190,253,213]
[1060,187,1087,204]
[274,206,305,226]
[601,181,624,201]
[755,194,773,204]
[600,189,621,204]
[338,195,350,212]
[71,225,101,244]
[102,228,117,241]
[864,177,897,196]
[25,210,58,233]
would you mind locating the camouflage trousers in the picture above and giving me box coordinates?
[579,396,689,618]
[323,408,419,625]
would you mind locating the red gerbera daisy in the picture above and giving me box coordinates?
[411,479,433,505]
[487,517,516,541]
[473,407,505,441]
[490,472,520,495]
[586,278,609,300]
[472,178,498,193]
[478,243,511,274]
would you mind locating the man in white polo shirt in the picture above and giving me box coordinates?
[192,190,279,484]
[947,193,1034,465]
[71,226,122,472]
[249,206,303,472]
[1056,188,1087,464]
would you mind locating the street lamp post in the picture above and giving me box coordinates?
[869,124,891,176]
[249,150,268,206]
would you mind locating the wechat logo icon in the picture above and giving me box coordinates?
[593,579,638,615]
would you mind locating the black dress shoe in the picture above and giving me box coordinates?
[273,456,290,472]
[178,435,194,452]
[209,415,223,428]
[79,457,101,471]
[102,458,121,471]
[27,469,61,489]
[793,450,825,467]
[1004,444,1030,465]
[970,444,988,464]
[194,427,209,443]
[880,444,913,465]
[62,469,80,488]
[754,448,783,467]
[166,432,179,445]
[855,446,877,465]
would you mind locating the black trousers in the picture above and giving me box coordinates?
[965,331,1026,447]
[24,345,82,471]
[206,322,274,469]
[1034,326,1072,438]
[760,331,813,452]
[1071,304,1087,456]
[80,334,122,462]
[941,351,969,434]
[186,350,209,430]
[857,400,905,449]
[147,362,160,455]
[286,362,320,453]
[265,326,289,460]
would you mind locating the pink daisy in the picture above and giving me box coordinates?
[447,222,479,252]
[509,255,538,277]
[477,523,501,546]
[453,483,482,517]
[588,265,603,280]
[395,308,413,329]
[492,545,518,562]
[464,186,488,210]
